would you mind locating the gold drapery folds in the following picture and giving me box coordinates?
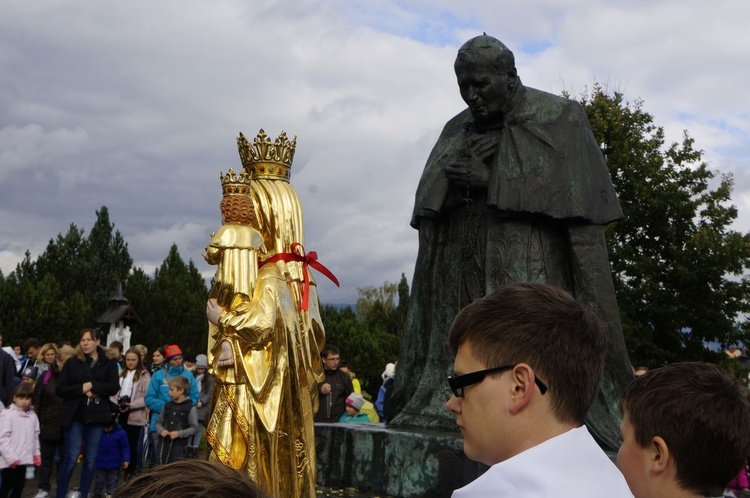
[204,130,325,498]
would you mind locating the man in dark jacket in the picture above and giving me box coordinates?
[314,345,353,423]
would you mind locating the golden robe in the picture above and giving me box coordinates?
[205,245,325,497]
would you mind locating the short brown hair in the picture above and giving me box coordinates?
[620,362,750,495]
[169,376,190,393]
[448,283,605,425]
[14,382,34,399]
[112,459,270,498]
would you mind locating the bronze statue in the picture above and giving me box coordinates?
[388,35,632,451]
[204,131,327,497]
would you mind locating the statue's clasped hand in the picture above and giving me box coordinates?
[445,156,489,188]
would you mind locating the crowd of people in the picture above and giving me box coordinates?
[1,281,750,498]
[0,332,214,498]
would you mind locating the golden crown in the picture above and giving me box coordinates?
[237,129,296,181]
[220,168,253,196]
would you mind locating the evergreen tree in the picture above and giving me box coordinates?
[143,244,209,355]
[81,207,133,322]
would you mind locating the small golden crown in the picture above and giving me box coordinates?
[237,129,296,181]
[220,168,253,196]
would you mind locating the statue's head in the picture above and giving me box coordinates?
[454,35,519,126]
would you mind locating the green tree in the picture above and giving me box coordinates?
[81,207,133,322]
[322,278,409,394]
[355,281,398,321]
[138,244,209,355]
[580,86,750,366]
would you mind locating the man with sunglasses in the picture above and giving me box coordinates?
[446,283,633,497]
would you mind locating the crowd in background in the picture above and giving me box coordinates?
[0,332,213,498]
[0,333,397,498]
[3,330,749,498]
[313,343,398,426]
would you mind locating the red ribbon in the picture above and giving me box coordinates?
[260,242,340,311]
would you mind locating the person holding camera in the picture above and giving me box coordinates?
[114,348,150,480]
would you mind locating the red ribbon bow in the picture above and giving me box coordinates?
[261,243,339,311]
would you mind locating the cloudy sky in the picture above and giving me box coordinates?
[1,0,748,304]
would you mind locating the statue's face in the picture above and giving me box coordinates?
[455,53,513,125]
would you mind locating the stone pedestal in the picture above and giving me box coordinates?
[315,423,485,497]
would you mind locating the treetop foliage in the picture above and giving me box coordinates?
[581,85,750,367]
[0,207,208,355]
[324,274,408,395]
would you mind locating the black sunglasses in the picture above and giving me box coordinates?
[447,364,548,397]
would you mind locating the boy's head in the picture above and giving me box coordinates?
[112,459,271,498]
[345,393,365,416]
[13,382,33,410]
[168,376,190,401]
[445,283,605,465]
[104,420,116,432]
[21,365,38,384]
[617,362,750,498]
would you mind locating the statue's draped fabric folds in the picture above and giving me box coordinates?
[388,36,633,452]
[204,131,326,498]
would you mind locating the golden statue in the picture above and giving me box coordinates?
[204,130,333,497]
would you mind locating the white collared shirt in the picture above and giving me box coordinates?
[452,425,634,497]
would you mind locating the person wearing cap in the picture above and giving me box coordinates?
[21,366,39,386]
[338,393,371,423]
[145,345,198,465]
[187,354,212,458]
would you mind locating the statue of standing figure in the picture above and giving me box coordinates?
[204,130,330,497]
[387,35,633,451]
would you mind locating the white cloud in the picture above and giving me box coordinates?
[1,0,749,303]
